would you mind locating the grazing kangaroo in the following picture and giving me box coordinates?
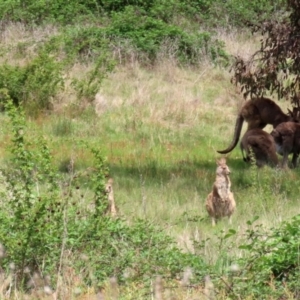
[105,178,118,217]
[217,97,296,154]
[271,122,300,168]
[206,158,236,226]
[240,129,279,167]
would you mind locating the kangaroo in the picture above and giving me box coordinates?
[105,178,118,217]
[217,97,296,154]
[271,122,300,168]
[240,129,279,167]
[206,158,236,226]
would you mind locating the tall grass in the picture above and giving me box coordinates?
[1,24,300,299]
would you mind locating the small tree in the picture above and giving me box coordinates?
[231,0,300,112]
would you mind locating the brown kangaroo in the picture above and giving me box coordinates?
[271,122,300,168]
[105,178,118,217]
[240,129,279,167]
[217,97,296,154]
[206,158,236,226]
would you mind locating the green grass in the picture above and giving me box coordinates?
[17,59,300,237]
[1,25,300,299]
[14,61,300,256]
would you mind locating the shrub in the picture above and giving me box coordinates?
[71,51,116,102]
[56,26,110,60]
[209,0,286,27]
[0,99,63,283]
[0,0,100,24]
[47,14,228,67]
[234,215,300,298]
[0,50,63,114]
[106,6,228,64]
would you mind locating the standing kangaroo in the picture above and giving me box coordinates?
[217,97,296,154]
[105,178,118,217]
[206,158,236,226]
[240,129,279,167]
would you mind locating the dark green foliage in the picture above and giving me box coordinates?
[107,6,227,64]
[0,0,285,27]
[0,0,100,24]
[207,0,286,27]
[185,214,300,298]
[55,27,109,60]
[0,65,27,108]
[0,51,63,113]
[235,216,300,298]
[97,0,157,13]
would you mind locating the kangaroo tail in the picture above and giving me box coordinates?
[217,115,244,154]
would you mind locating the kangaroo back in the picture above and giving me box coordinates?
[240,129,279,167]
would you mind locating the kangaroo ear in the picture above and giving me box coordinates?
[218,157,226,164]
[216,158,223,165]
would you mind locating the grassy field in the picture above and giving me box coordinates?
[1,24,300,299]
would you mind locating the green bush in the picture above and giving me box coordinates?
[56,26,109,60]
[0,0,99,24]
[46,12,228,66]
[207,215,300,299]
[105,6,228,64]
[0,51,63,113]
[209,0,286,27]
[235,216,300,297]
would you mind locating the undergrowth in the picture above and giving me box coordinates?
[0,97,208,297]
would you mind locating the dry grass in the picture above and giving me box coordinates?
[216,27,260,60]
[0,23,300,299]
[0,22,59,66]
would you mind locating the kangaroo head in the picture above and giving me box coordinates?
[105,178,114,194]
[216,158,230,176]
